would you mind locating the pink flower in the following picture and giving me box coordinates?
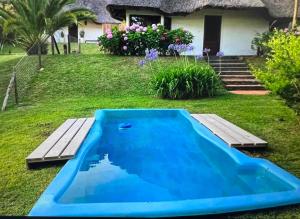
[105,29,112,34]
[129,26,135,31]
[136,28,141,32]
[143,27,147,32]
[107,34,113,39]
[125,26,130,31]
[123,46,128,50]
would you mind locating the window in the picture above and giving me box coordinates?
[129,15,161,26]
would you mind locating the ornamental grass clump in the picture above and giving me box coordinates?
[152,61,220,99]
[138,44,221,99]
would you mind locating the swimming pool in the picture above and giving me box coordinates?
[29,109,300,217]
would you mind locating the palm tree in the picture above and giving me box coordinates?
[0,0,95,68]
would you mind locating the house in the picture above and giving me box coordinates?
[54,0,120,44]
[102,0,299,56]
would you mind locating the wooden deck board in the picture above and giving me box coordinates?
[60,118,95,159]
[26,119,77,162]
[192,114,267,148]
[44,118,86,160]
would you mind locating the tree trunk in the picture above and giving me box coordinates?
[292,0,299,29]
[51,36,55,55]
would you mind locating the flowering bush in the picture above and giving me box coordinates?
[138,45,221,99]
[98,24,193,56]
[252,29,300,113]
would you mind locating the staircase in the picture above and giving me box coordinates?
[209,57,267,93]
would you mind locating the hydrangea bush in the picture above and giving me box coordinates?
[98,23,193,56]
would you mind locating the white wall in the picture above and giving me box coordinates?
[78,22,103,43]
[52,22,103,43]
[172,9,269,56]
[53,27,68,43]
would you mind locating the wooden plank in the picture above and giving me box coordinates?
[26,119,77,162]
[204,114,254,146]
[60,118,95,159]
[192,114,242,147]
[44,118,86,160]
[208,114,267,146]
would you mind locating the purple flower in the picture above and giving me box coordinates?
[203,48,211,54]
[216,51,224,57]
[187,44,194,51]
[143,27,147,32]
[125,26,130,31]
[139,60,146,67]
[107,34,113,39]
[196,54,203,60]
[145,48,159,61]
[123,46,128,51]
[168,44,175,51]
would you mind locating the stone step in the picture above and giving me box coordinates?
[222,79,260,85]
[214,67,250,71]
[225,84,266,91]
[220,75,255,79]
[220,71,252,76]
[211,63,247,66]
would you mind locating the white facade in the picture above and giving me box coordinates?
[52,22,104,43]
[78,22,103,43]
[126,9,269,56]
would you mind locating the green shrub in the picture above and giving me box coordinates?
[98,24,193,56]
[251,31,275,56]
[252,29,300,113]
[151,61,221,99]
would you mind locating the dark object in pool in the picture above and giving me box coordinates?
[119,123,132,130]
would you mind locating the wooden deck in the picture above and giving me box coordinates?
[26,118,95,167]
[192,114,268,148]
[26,114,267,168]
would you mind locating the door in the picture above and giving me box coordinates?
[203,16,222,56]
[68,24,78,42]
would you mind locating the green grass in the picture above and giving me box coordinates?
[0,45,299,217]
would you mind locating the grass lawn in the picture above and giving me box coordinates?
[0,45,299,217]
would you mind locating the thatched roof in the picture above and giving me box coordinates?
[72,0,120,24]
[107,0,298,18]
[261,0,299,18]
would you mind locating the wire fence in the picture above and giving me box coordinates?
[1,36,84,111]
[1,42,48,111]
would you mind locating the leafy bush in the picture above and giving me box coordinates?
[151,61,221,99]
[251,31,275,56]
[252,29,300,112]
[98,24,193,56]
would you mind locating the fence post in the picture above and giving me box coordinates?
[38,42,42,69]
[13,68,18,105]
[68,34,71,54]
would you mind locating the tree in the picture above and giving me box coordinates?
[0,0,95,68]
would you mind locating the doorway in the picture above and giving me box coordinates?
[203,16,222,56]
[68,24,78,42]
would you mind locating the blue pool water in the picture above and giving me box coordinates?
[30,109,300,217]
